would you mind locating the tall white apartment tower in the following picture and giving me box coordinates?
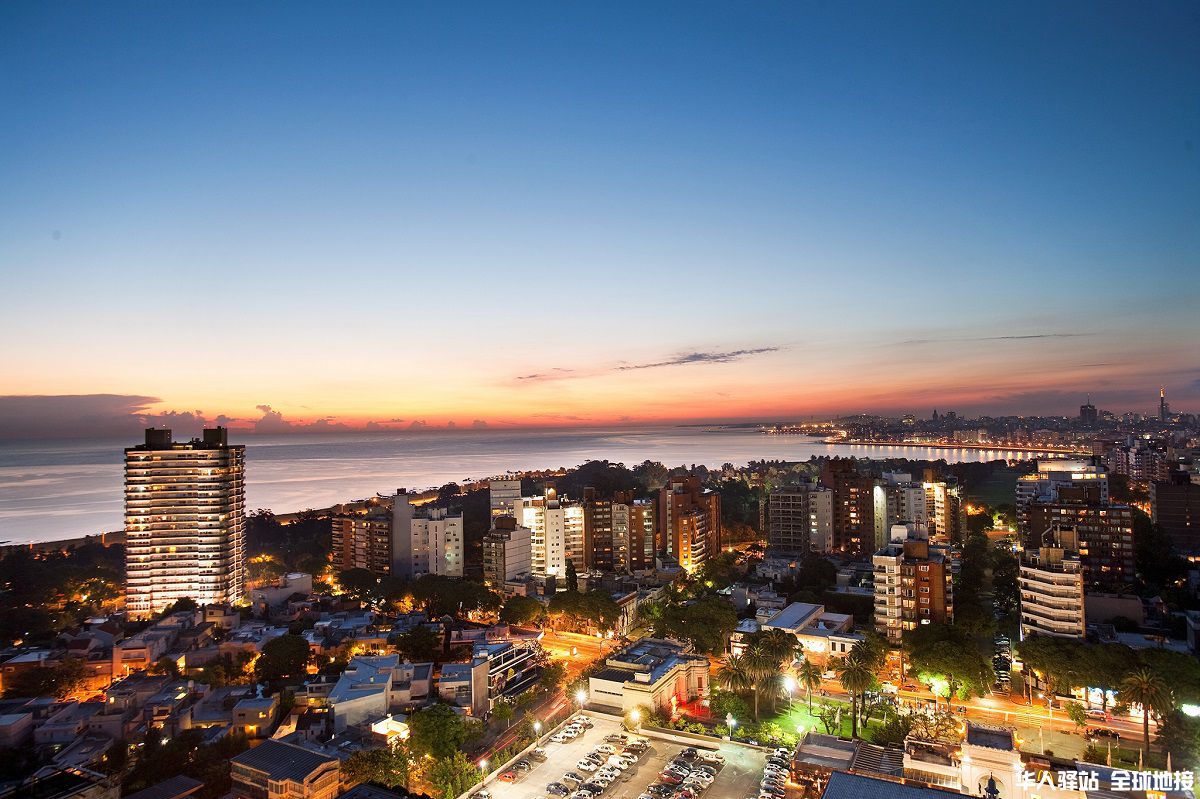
[125,427,246,619]
[489,479,523,519]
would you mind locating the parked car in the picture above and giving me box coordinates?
[550,734,570,744]
[606,734,629,743]
[577,760,599,772]
[680,747,699,760]
[698,752,723,765]
[659,772,683,785]
[531,748,548,761]
[547,783,570,796]
[562,772,585,786]
[514,761,532,772]
[1087,709,1113,721]
[498,771,518,783]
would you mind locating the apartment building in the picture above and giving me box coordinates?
[1019,527,1086,639]
[769,483,834,553]
[873,525,954,643]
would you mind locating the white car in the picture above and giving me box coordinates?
[576,760,599,772]
[698,752,724,765]
[596,744,616,754]
[597,768,620,780]
[689,773,714,786]
[562,773,584,786]
[550,733,570,744]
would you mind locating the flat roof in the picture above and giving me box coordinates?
[821,771,960,799]
[764,602,823,631]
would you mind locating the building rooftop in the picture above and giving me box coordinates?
[230,738,337,781]
[763,602,824,632]
[123,775,204,799]
[965,723,1014,751]
[820,771,960,799]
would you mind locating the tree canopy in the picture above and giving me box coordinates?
[659,595,738,654]
[256,633,312,682]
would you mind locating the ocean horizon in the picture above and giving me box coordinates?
[0,425,1046,545]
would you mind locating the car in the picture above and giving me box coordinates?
[683,780,709,793]
[596,744,617,754]
[774,747,790,756]
[551,734,570,744]
[1087,709,1113,721]
[759,786,785,798]
[597,768,619,780]
[612,756,635,769]
[764,764,787,774]
[669,759,693,771]
[767,757,790,768]
[499,771,518,783]
[659,773,683,785]
[474,792,491,799]
[694,765,718,777]
[531,748,549,762]
[1086,727,1120,740]
[699,752,723,764]
[689,773,714,785]
[603,759,626,772]
[680,747,699,760]
[584,753,605,764]
[647,785,674,798]
[584,780,609,792]
[562,773,585,786]
[548,783,570,796]
[762,778,786,789]
[676,789,697,799]
[577,716,594,726]
[577,760,599,772]
[515,761,532,772]
[606,734,629,743]
[569,792,592,799]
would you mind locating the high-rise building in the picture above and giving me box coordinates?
[872,524,954,643]
[658,476,721,573]
[331,510,393,575]
[821,458,876,555]
[1151,471,1200,558]
[514,484,583,578]
[1018,526,1086,640]
[1105,439,1167,484]
[1159,387,1170,422]
[611,495,656,572]
[923,471,965,542]
[583,487,615,571]
[1079,397,1098,427]
[125,427,246,619]
[1015,459,1108,534]
[482,516,533,589]
[1026,484,1135,586]
[488,478,522,519]
[769,483,834,553]
[873,473,928,549]
[331,491,463,579]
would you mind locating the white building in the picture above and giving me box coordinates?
[873,473,929,550]
[410,508,464,578]
[1019,527,1086,640]
[488,478,522,519]
[125,427,246,619]
[515,486,583,577]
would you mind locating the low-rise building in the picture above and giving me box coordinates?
[230,738,341,799]
[586,638,709,714]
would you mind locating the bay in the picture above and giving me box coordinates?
[0,426,1044,544]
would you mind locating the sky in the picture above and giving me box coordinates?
[1,2,1197,438]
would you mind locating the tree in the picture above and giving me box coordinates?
[837,651,875,739]
[426,751,481,799]
[709,690,751,725]
[813,700,841,734]
[256,634,312,682]
[408,703,469,759]
[797,658,823,711]
[341,741,410,789]
[1119,667,1170,758]
[565,560,579,592]
[911,639,994,702]
[715,655,754,717]
[338,568,380,604]
[1065,701,1088,731]
[539,661,567,693]
[492,698,515,729]
[397,625,442,662]
[909,708,960,743]
[5,656,88,699]
[500,594,544,626]
[660,595,737,654]
[150,656,180,678]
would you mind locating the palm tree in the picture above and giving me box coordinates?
[743,645,778,720]
[797,658,823,711]
[1119,667,1170,759]
[837,652,875,739]
[756,629,800,669]
[716,654,754,719]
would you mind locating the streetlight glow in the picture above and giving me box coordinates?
[534,721,542,733]
[631,709,641,722]
[575,689,587,705]
[480,759,489,771]
[783,675,796,693]
[726,713,736,730]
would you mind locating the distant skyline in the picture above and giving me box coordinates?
[2,2,1197,438]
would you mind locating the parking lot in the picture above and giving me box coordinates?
[479,714,779,799]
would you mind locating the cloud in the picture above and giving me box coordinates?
[514,347,779,383]
[0,394,161,439]
[516,368,575,382]
[615,347,779,371]
[898,333,1089,346]
[252,405,351,434]
[408,420,429,429]
[446,421,457,428]
[472,419,489,428]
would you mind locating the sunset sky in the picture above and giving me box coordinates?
[1,2,1197,437]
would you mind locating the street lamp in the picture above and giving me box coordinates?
[479,759,489,781]
[783,676,796,694]
[726,713,736,733]
[575,689,587,707]
[534,721,542,736]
